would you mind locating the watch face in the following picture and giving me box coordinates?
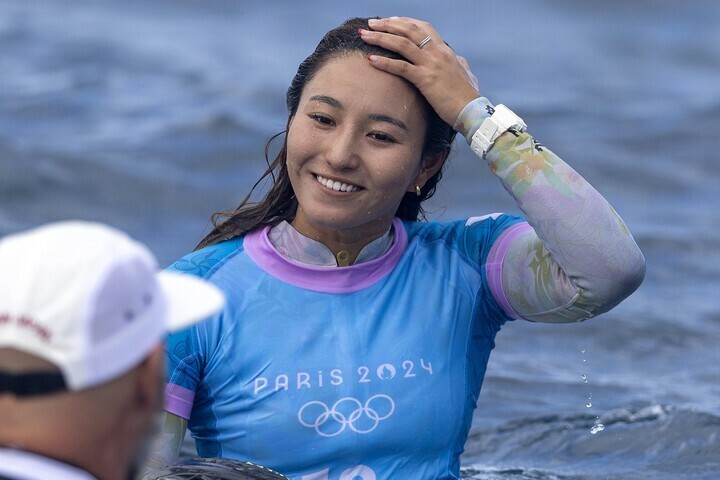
[470,105,526,156]
[493,105,525,131]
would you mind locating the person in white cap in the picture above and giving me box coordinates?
[0,221,225,480]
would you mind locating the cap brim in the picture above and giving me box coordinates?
[156,271,225,332]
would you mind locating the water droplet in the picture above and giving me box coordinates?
[581,349,586,354]
[581,374,587,383]
[586,402,593,408]
[591,423,605,434]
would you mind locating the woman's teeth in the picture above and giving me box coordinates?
[316,175,359,192]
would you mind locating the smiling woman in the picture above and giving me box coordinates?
[144,16,646,480]
[286,55,439,263]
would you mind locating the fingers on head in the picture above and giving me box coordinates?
[376,16,437,41]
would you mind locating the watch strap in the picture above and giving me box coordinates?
[470,104,527,157]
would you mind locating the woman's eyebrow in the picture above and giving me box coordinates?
[309,95,342,109]
[308,95,408,131]
[368,114,408,132]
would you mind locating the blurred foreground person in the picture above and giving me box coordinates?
[0,221,224,480]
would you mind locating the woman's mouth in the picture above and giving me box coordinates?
[315,174,360,193]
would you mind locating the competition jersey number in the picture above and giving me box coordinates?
[302,465,376,480]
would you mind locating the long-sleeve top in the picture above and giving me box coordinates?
[161,98,645,480]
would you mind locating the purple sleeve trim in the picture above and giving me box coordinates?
[485,222,533,319]
[164,383,195,419]
[243,217,408,293]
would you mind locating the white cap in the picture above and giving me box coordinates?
[0,221,224,392]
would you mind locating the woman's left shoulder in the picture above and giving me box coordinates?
[402,213,526,246]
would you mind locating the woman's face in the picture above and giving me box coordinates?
[287,54,429,243]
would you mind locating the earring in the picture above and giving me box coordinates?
[415,185,422,196]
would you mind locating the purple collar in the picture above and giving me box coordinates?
[243,217,408,293]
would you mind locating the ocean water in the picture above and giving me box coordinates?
[1,1,718,478]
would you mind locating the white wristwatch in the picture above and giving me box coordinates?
[470,104,527,157]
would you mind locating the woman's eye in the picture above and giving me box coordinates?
[309,114,334,126]
[369,132,397,144]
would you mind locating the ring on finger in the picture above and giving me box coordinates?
[417,35,432,49]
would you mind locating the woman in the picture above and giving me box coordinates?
[153,17,645,480]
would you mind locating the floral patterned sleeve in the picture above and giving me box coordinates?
[455,98,645,323]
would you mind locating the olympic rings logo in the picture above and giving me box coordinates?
[297,394,395,437]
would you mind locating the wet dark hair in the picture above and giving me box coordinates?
[197,17,457,249]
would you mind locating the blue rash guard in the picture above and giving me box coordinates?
[165,214,528,480]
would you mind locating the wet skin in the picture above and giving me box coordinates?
[287,54,436,262]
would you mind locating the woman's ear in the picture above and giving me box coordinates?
[413,150,449,190]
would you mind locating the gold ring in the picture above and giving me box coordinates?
[418,35,432,49]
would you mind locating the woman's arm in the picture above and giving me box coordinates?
[141,412,188,471]
[362,17,645,323]
[457,99,645,322]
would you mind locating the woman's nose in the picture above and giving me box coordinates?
[324,128,360,170]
